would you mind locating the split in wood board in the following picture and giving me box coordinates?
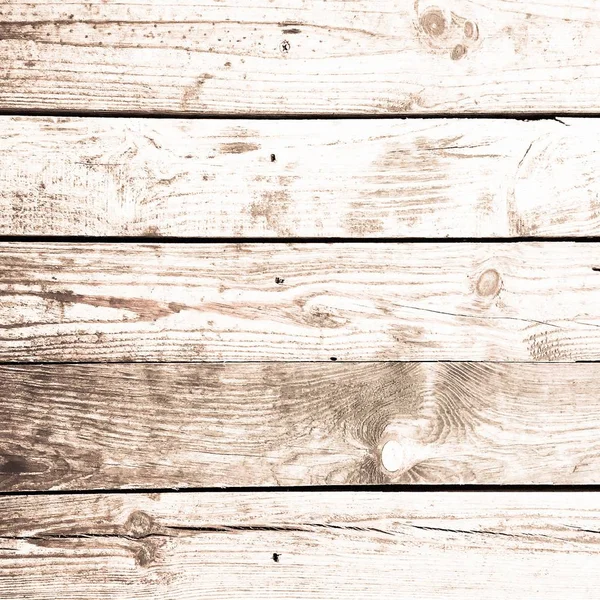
[1,492,600,599]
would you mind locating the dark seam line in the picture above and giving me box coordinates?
[0,484,598,497]
[0,236,599,243]
[0,109,591,121]
[0,360,592,366]
[0,360,589,365]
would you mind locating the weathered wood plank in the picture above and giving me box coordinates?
[0,2,598,114]
[3,362,600,490]
[1,491,600,599]
[1,242,600,362]
[2,117,599,237]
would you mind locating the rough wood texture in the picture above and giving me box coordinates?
[1,242,600,362]
[3,362,600,491]
[0,1,598,114]
[1,491,600,599]
[2,117,599,237]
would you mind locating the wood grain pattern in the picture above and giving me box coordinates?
[2,491,600,599]
[4,362,600,490]
[2,242,600,362]
[0,1,598,114]
[2,117,600,237]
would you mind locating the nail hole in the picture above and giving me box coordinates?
[330,357,337,361]
[272,553,280,562]
[271,153,276,162]
[275,277,285,284]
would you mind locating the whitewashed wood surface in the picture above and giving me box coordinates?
[1,492,600,599]
[1,117,599,237]
[1,242,600,362]
[0,1,598,114]
[3,362,600,490]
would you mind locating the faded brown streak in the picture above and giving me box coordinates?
[1,492,600,599]
[0,2,598,113]
[1,242,600,362]
[1,117,599,237]
[3,362,600,491]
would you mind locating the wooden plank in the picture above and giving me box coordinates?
[1,491,600,599]
[2,242,600,362]
[2,117,599,238]
[0,2,598,115]
[3,362,600,490]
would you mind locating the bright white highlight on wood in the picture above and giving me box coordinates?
[381,440,405,472]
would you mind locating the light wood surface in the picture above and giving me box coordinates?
[1,242,600,362]
[2,117,600,237]
[0,1,598,115]
[1,491,600,599]
[3,362,600,490]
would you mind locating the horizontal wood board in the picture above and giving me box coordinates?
[3,362,600,490]
[0,1,599,114]
[2,492,600,599]
[1,242,600,362]
[2,117,600,237]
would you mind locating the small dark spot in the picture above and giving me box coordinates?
[25,60,36,67]
[275,277,285,284]
[420,8,446,37]
[271,153,276,162]
[272,553,280,562]
[330,357,337,361]
[224,61,232,68]
[283,28,301,34]
[39,182,46,189]
[203,174,209,181]
[68,14,74,19]
[451,44,467,60]
[280,40,291,53]
[185,154,193,159]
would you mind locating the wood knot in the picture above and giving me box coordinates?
[420,8,446,37]
[124,511,155,539]
[464,21,479,40]
[451,44,467,60]
[134,538,163,567]
[476,269,501,297]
